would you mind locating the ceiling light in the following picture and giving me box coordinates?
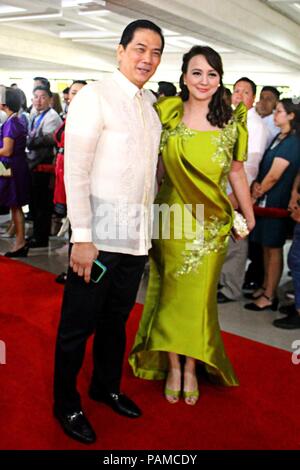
[78,9,110,16]
[0,12,63,22]
[162,29,180,36]
[79,1,106,6]
[0,5,26,14]
[62,0,93,6]
[60,30,114,38]
[62,0,106,6]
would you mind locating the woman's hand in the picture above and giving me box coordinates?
[288,192,300,212]
[232,211,255,240]
[246,215,256,232]
[289,203,300,223]
[251,182,263,200]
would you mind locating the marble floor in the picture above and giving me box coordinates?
[1,213,298,353]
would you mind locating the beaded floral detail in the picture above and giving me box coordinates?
[211,119,237,173]
[159,122,196,153]
[176,215,229,276]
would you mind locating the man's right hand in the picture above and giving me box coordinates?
[70,242,99,283]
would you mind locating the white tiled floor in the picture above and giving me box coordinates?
[1,214,298,353]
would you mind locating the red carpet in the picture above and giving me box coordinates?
[0,256,299,450]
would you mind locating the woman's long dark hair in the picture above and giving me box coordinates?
[179,45,232,128]
[281,98,300,136]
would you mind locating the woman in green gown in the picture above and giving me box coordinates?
[129,46,255,405]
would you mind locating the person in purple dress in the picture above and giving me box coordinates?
[0,86,30,257]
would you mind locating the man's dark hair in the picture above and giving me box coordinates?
[261,86,280,100]
[71,80,88,87]
[223,87,232,106]
[3,87,22,113]
[223,87,232,99]
[63,87,70,94]
[234,76,256,96]
[158,81,177,97]
[33,85,52,98]
[33,76,50,90]
[119,19,164,52]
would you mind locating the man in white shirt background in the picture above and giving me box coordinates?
[218,77,268,303]
[256,85,280,148]
[53,19,164,444]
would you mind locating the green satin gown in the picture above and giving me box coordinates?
[129,97,248,386]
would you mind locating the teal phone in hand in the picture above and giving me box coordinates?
[90,259,107,283]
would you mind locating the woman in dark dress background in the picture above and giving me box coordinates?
[245,99,300,311]
[0,86,30,257]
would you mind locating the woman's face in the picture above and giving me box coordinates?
[274,102,293,129]
[183,54,220,102]
[68,83,86,103]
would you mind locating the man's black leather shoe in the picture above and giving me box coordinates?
[217,291,234,304]
[54,409,96,444]
[89,390,142,418]
[273,313,300,330]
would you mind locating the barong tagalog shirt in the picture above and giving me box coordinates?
[64,70,162,255]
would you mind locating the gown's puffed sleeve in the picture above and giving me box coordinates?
[154,96,183,153]
[233,102,248,162]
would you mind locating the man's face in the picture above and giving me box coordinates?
[256,90,278,117]
[117,28,162,88]
[32,90,51,112]
[232,80,255,110]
